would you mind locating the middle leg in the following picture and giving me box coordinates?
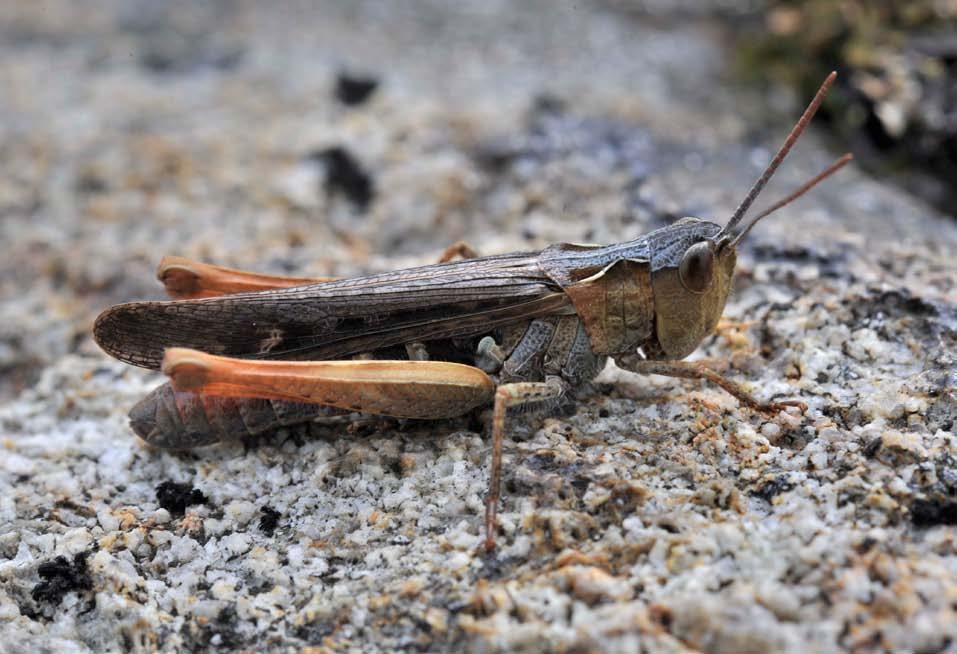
[484,376,567,551]
[436,240,479,263]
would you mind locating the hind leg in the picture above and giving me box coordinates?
[159,241,481,299]
[156,256,335,299]
[162,348,496,419]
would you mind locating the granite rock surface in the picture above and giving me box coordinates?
[1,2,956,652]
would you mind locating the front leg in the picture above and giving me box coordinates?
[615,353,807,414]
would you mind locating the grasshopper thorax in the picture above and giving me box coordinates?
[538,217,737,360]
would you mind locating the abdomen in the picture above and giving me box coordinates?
[129,383,348,449]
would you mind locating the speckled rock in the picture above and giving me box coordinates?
[1,2,956,653]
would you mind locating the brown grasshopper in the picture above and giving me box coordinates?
[94,72,851,550]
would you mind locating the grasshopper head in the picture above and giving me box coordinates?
[648,72,851,360]
[649,218,737,359]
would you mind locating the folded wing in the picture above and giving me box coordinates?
[94,253,571,369]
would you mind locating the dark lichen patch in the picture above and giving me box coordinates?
[178,604,244,651]
[30,551,94,609]
[853,536,879,554]
[821,402,866,431]
[310,146,374,211]
[910,498,957,527]
[862,436,883,459]
[335,72,379,106]
[156,481,208,517]
[918,365,957,432]
[751,474,795,502]
[847,288,948,346]
[506,458,589,509]
[904,452,957,527]
[747,243,848,279]
[74,167,109,195]
[601,478,650,515]
[292,610,349,644]
[259,506,281,535]
[524,450,563,473]
[853,289,940,321]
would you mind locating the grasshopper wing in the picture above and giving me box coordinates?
[94,253,572,369]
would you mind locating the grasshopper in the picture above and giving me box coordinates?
[94,73,851,550]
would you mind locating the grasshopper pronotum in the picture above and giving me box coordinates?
[94,73,851,550]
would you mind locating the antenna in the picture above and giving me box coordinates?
[719,71,837,241]
[731,153,853,245]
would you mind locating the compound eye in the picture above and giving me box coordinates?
[679,241,715,294]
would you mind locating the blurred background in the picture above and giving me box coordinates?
[731,0,957,213]
[1,0,955,399]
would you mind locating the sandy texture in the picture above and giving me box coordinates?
[1,2,956,652]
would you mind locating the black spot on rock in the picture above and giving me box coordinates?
[752,474,795,502]
[310,146,374,210]
[569,475,590,496]
[862,436,883,458]
[335,72,379,106]
[657,518,680,534]
[530,93,566,116]
[910,498,957,527]
[259,506,281,536]
[748,243,847,277]
[525,451,559,472]
[141,41,242,74]
[156,480,207,517]
[75,170,108,194]
[476,548,508,581]
[31,551,93,606]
